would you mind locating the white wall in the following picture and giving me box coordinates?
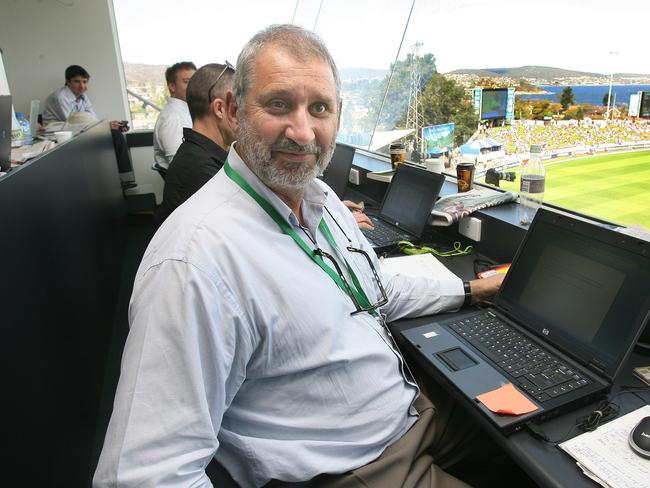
[0,0,129,121]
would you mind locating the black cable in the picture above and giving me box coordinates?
[525,385,650,445]
[575,400,620,433]
[473,259,493,276]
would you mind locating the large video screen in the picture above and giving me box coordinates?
[640,91,650,118]
[481,88,508,119]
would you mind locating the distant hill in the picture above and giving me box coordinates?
[447,65,606,79]
[339,67,388,81]
[124,63,167,84]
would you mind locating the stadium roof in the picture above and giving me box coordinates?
[368,129,415,151]
[460,137,503,154]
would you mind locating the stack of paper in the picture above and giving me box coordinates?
[558,404,650,488]
[379,253,460,282]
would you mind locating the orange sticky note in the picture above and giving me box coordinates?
[476,383,538,415]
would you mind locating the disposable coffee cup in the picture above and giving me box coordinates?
[54,131,73,143]
[425,158,444,174]
[456,163,475,192]
[389,143,406,170]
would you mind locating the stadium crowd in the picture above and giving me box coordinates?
[486,119,650,155]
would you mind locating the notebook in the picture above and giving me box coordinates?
[319,143,355,199]
[362,164,445,254]
[402,208,650,434]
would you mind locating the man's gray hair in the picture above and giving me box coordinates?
[186,63,234,121]
[233,24,341,109]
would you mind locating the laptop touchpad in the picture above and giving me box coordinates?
[437,347,478,372]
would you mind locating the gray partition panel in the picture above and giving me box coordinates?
[0,122,127,486]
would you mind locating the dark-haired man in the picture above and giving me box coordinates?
[43,65,96,124]
[155,62,235,225]
[42,65,134,186]
[153,61,197,172]
[95,24,503,487]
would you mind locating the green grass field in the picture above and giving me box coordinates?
[486,150,650,229]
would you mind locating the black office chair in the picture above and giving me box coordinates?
[151,162,167,180]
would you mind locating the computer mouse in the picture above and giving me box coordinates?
[629,416,650,459]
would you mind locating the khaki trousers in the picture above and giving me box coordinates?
[266,388,473,488]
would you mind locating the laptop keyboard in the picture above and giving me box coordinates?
[449,312,591,403]
[362,216,413,247]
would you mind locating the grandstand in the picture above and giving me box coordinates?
[454,119,650,176]
[486,119,650,156]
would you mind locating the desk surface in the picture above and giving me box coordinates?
[388,249,650,488]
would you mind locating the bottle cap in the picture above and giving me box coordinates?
[530,144,543,154]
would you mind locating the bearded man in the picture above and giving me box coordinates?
[94,24,502,488]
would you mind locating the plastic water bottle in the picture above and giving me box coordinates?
[11,109,23,148]
[519,144,546,225]
[16,112,33,146]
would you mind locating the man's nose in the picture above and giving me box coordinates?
[285,109,315,146]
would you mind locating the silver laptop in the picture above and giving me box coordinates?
[402,208,650,434]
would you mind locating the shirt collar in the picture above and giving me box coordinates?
[182,128,228,161]
[226,143,327,234]
[63,85,87,103]
[167,97,188,108]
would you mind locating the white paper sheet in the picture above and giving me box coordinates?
[379,253,460,282]
[558,404,650,488]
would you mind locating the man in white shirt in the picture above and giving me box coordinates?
[94,25,503,488]
[152,61,196,173]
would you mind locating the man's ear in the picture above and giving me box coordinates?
[211,98,224,119]
[225,90,239,132]
[167,82,176,97]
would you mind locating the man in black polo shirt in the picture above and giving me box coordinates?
[155,62,235,225]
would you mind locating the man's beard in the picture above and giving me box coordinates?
[236,119,336,192]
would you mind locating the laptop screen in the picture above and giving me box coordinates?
[495,209,650,379]
[379,164,445,237]
[319,143,355,198]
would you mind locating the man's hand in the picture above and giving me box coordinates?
[469,273,505,304]
[342,200,374,230]
[110,120,129,132]
[352,211,374,230]
[342,200,363,212]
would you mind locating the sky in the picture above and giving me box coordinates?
[113,0,650,75]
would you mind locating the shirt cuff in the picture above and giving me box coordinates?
[440,277,465,311]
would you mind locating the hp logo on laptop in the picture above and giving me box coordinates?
[542,328,550,336]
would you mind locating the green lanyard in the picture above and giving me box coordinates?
[224,160,373,311]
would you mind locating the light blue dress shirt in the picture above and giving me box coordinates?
[42,85,96,124]
[93,145,464,487]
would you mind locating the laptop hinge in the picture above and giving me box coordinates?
[588,359,609,379]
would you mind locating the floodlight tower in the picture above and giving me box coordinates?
[605,51,619,121]
[406,42,425,155]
